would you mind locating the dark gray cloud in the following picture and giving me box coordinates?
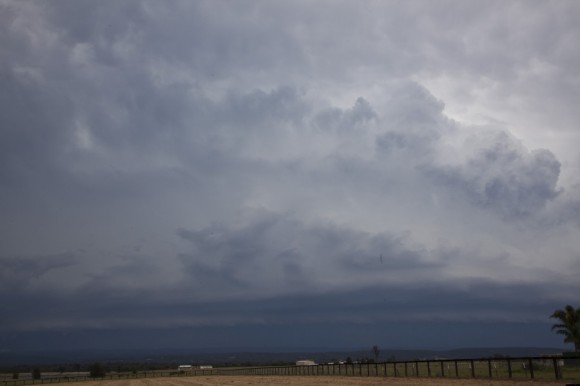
[3,214,576,334]
[175,214,444,299]
[1,0,579,350]
[426,130,561,218]
[0,253,76,289]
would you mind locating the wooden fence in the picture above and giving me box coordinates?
[1,355,579,385]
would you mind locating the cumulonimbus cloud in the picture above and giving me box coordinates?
[0,0,578,341]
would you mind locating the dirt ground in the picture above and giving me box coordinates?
[54,376,572,386]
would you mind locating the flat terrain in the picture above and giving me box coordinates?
[53,376,571,386]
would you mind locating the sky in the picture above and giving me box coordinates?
[1,0,580,353]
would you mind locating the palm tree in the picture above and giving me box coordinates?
[550,304,580,352]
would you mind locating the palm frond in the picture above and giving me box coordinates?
[550,304,580,352]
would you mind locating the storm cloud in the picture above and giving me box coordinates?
[1,0,579,350]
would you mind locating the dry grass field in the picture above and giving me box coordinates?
[50,376,571,386]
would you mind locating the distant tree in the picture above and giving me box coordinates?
[12,373,18,380]
[31,368,41,380]
[550,304,580,352]
[346,357,353,364]
[372,345,380,362]
[89,362,106,378]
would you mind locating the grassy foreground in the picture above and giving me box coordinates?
[43,376,570,385]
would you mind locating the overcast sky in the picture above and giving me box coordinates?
[1,0,579,352]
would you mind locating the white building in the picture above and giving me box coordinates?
[296,360,316,366]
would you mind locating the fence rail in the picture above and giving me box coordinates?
[1,355,579,385]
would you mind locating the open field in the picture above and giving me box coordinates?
[39,376,572,386]
[3,358,578,385]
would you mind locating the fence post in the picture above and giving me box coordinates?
[405,362,408,377]
[415,361,419,377]
[488,360,492,378]
[507,359,512,378]
[552,357,560,380]
[528,358,534,379]
[427,361,431,377]
[440,361,444,377]
[470,360,475,378]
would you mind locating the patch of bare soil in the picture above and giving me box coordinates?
[55,376,569,386]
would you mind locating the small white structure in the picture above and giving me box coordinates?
[199,365,213,369]
[296,360,316,366]
[178,365,193,372]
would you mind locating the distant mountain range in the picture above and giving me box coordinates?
[0,346,566,367]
